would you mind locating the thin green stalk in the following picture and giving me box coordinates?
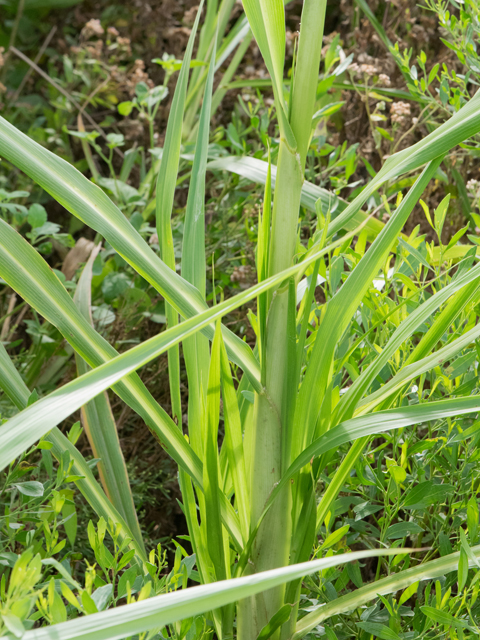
[316,438,367,531]
[183,0,234,135]
[1,0,25,83]
[211,32,253,119]
[156,4,203,423]
[181,33,217,456]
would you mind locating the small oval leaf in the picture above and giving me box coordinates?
[13,481,44,497]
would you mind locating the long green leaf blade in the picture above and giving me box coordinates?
[6,549,410,640]
[266,396,480,523]
[0,218,203,487]
[0,341,30,411]
[336,262,480,422]
[0,116,261,391]
[294,545,480,638]
[74,247,144,551]
[181,32,216,455]
[0,235,349,475]
[220,337,250,538]
[0,342,147,564]
[204,322,228,581]
[207,155,384,239]
[156,1,204,422]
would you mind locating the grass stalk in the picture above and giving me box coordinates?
[246,2,328,635]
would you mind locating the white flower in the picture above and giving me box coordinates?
[391,101,411,125]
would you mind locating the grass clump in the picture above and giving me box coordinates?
[2,1,480,638]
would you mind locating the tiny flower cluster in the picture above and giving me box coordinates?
[390,101,411,125]
[349,62,378,77]
[348,63,392,87]
[467,179,480,197]
[81,19,104,39]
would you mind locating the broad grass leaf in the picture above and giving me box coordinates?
[294,545,480,638]
[13,549,409,640]
[0,116,261,390]
[0,239,357,551]
[155,0,203,422]
[181,31,216,458]
[207,155,384,239]
[0,228,343,473]
[74,248,144,551]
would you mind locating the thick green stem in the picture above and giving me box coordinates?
[268,145,304,277]
[248,142,303,637]
[237,563,261,637]
[245,0,327,635]
[249,393,290,630]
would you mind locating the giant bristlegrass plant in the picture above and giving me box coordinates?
[2,1,480,638]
